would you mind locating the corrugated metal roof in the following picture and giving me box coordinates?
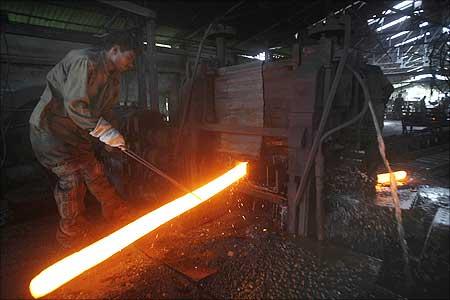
[1,1,129,33]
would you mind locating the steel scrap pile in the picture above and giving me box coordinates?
[324,165,449,298]
[203,234,400,299]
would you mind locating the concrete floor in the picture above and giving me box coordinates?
[382,120,428,137]
[383,120,405,137]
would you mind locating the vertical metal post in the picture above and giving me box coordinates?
[136,29,147,109]
[315,146,325,241]
[297,178,310,235]
[145,19,159,111]
[216,36,226,67]
[287,175,298,234]
[292,43,301,69]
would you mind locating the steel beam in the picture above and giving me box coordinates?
[3,22,97,44]
[196,124,288,138]
[97,0,156,19]
[240,183,287,204]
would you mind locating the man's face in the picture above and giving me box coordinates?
[110,46,136,72]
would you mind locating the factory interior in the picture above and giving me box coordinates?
[1,0,449,299]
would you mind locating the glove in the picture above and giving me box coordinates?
[90,117,126,149]
[99,128,125,148]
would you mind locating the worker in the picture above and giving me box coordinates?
[417,96,427,113]
[441,95,450,112]
[29,31,138,248]
[393,93,404,120]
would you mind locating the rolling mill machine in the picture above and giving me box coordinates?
[171,15,393,238]
[105,15,393,239]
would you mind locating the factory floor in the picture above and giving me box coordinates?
[1,189,391,300]
[1,145,449,299]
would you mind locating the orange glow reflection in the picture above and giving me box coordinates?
[377,170,407,185]
[29,162,247,299]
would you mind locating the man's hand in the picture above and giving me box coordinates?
[98,128,126,149]
[90,117,126,150]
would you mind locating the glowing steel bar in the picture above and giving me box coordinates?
[377,170,407,184]
[29,162,248,299]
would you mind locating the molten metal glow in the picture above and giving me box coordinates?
[29,162,247,299]
[377,170,407,184]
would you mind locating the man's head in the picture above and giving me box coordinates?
[106,45,136,72]
[101,30,139,72]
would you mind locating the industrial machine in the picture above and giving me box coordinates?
[107,15,393,239]
[173,15,393,238]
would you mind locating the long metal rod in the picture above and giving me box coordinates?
[122,149,202,200]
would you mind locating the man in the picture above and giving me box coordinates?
[393,93,404,120]
[417,96,427,113]
[29,32,137,248]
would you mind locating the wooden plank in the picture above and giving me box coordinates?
[214,62,264,157]
[217,61,263,75]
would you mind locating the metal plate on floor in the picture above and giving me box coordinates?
[375,188,417,209]
[433,208,449,226]
[165,262,218,282]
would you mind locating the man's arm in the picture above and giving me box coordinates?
[62,57,125,148]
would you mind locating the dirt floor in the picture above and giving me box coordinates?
[1,144,448,299]
[1,193,393,300]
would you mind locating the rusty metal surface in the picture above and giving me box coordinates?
[214,62,264,158]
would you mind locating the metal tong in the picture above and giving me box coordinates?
[121,148,202,200]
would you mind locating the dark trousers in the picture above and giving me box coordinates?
[30,125,126,237]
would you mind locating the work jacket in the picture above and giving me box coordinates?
[29,48,121,169]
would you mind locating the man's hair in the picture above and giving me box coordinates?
[100,29,142,53]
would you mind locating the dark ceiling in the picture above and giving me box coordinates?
[131,0,360,49]
[1,0,367,53]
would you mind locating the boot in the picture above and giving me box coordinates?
[102,201,131,224]
[56,216,91,249]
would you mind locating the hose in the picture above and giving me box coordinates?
[291,16,351,233]
[346,64,413,288]
[312,63,413,288]
[174,1,246,155]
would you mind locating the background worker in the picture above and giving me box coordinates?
[393,93,404,120]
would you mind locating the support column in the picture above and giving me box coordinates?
[136,49,147,108]
[216,36,226,67]
[264,40,271,62]
[145,19,159,112]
